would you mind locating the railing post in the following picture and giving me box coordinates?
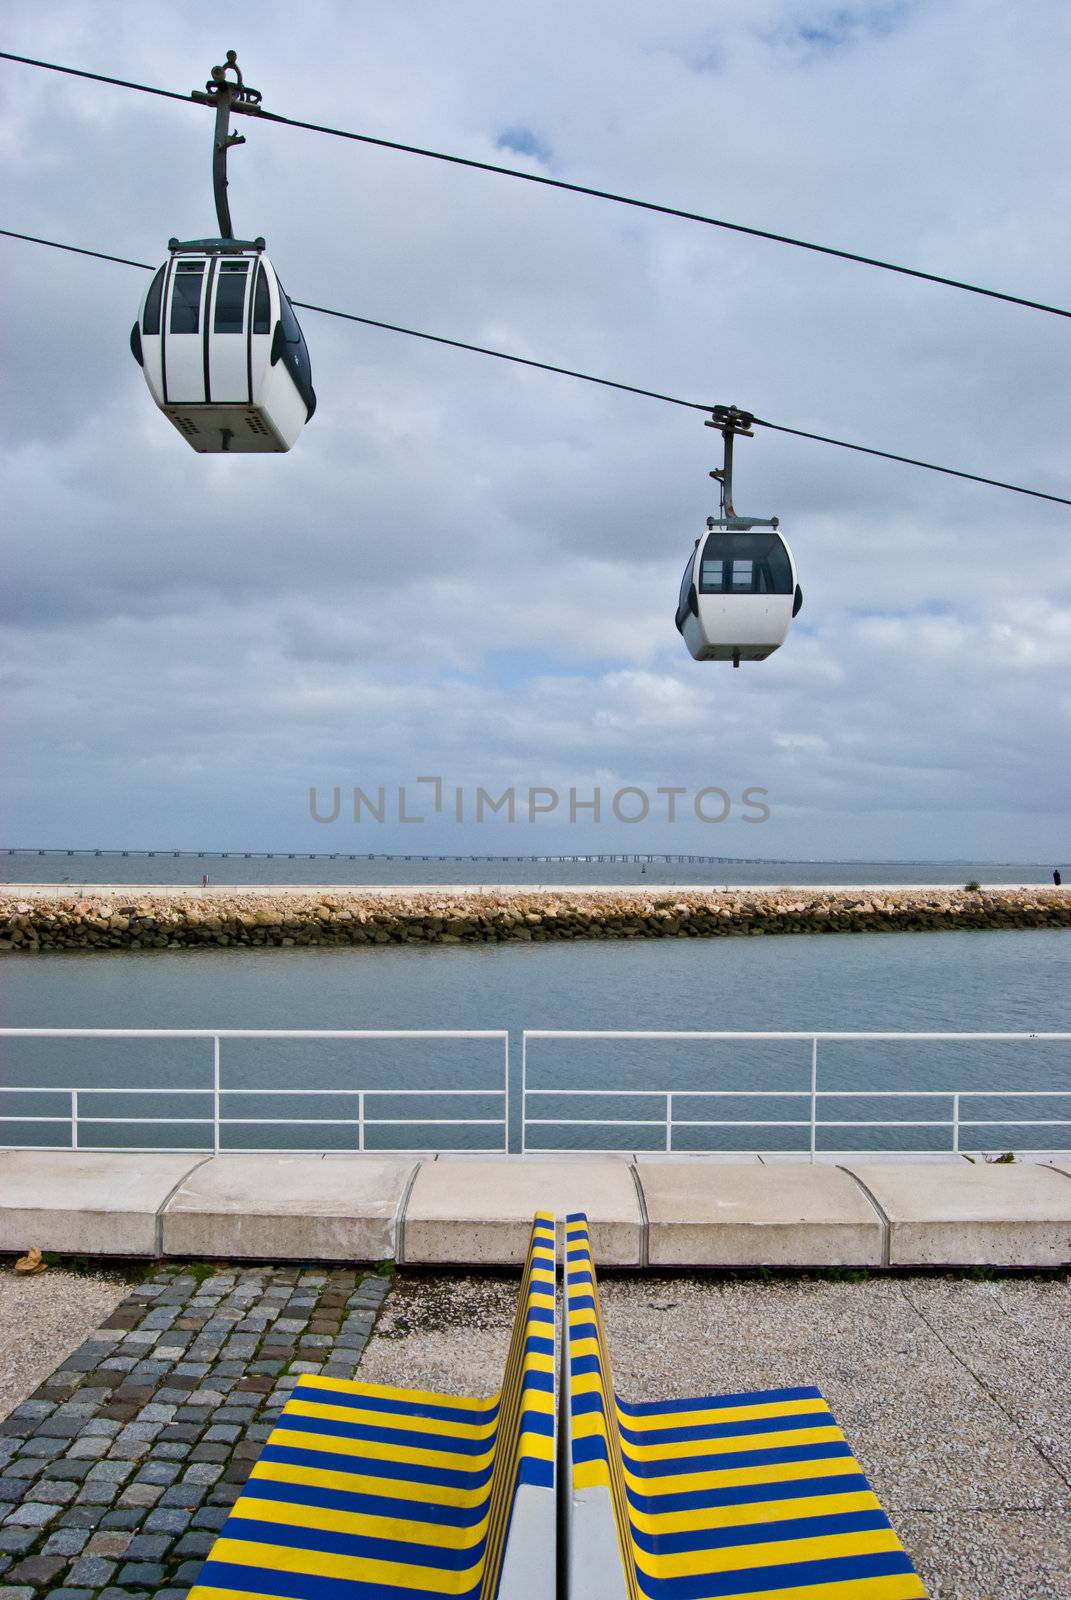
[952,1091,960,1156]
[521,1032,527,1154]
[71,1088,78,1150]
[666,1092,673,1153]
[357,1091,365,1152]
[212,1036,221,1155]
[810,1037,818,1164]
[503,1031,510,1154]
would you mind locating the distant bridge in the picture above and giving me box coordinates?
[3,848,814,866]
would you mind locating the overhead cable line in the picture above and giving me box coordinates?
[2,225,1069,508]
[2,47,1069,322]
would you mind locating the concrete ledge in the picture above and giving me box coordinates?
[0,1150,204,1255]
[401,1157,643,1265]
[640,1162,882,1267]
[2,1152,1069,1266]
[841,1161,1071,1266]
[161,1155,417,1261]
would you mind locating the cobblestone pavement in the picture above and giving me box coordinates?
[0,1261,390,1598]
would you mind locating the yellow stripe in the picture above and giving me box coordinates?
[231,1493,486,1550]
[268,1426,494,1472]
[249,1457,489,1509]
[620,1425,846,1463]
[634,1526,907,1579]
[653,1578,927,1600]
[207,1536,482,1593]
[623,1453,864,1495]
[617,1398,833,1430]
[295,1375,499,1413]
[628,1488,882,1535]
[187,1588,328,1600]
[283,1399,500,1441]
[574,1458,612,1491]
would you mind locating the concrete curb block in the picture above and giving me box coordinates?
[1,1151,1069,1267]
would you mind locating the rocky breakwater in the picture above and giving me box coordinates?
[0,886,1068,951]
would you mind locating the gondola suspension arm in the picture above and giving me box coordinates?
[190,50,263,240]
[704,405,779,531]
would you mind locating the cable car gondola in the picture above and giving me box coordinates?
[676,407,802,665]
[130,238,315,452]
[129,52,315,453]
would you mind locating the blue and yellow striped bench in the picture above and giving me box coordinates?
[189,1212,556,1600]
[563,1212,928,1599]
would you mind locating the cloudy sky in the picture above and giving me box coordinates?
[2,0,1068,861]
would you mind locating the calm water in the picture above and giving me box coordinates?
[1,930,1067,1155]
[0,850,1057,888]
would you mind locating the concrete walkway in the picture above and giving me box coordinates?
[0,1257,1067,1597]
[1,1151,1069,1267]
[359,1269,1071,1600]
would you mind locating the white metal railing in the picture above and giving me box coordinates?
[521,1031,1071,1158]
[0,1029,509,1153]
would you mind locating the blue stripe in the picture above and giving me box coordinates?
[220,1515,486,1572]
[290,1386,500,1426]
[625,1441,855,1480]
[257,1443,495,1491]
[570,1354,604,1377]
[617,1411,833,1447]
[194,1558,482,1599]
[633,1549,917,1599]
[274,1413,497,1457]
[630,1508,893,1556]
[517,1457,554,1489]
[242,1475,487,1529]
[625,1471,872,1514]
[618,1386,824,1418]
[572,1391,612,1417]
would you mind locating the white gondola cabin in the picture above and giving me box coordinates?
[130,238,315,453]
[676,522,802,664]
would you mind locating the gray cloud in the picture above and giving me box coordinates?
[1,0,1068,859]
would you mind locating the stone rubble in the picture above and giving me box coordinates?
[0,886,1067,952]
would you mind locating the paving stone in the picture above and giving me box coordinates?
[55,1506,101,1529]
[144,1506,192,1534]
[4,1499,60,1526]
[0,1262,397,1588]
[65,1556,117,1586]
[16,1436,66,1459]
[0,1528,37,1555]
[117,1482,161,1508]
[75,1479,122,1506]
[5,1556,66,1587]
[190,1443,230,1463]
[65,1437,110,1459]
[81,1418,120,1437]
[84,1530,133,1557]
[125,1531,172,1558]
[174,1526,216,1555]
[192,1504,231,1531]
[30,1478,77,1504]
[87,1460,133,1483]
[97,1506,143,1530]
[42,1527,91,1555]
[159,1483,206,1508]
[118,1563,168,1587]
